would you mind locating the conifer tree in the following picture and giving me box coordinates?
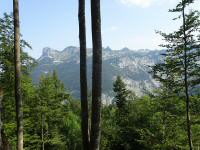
[113,76,129,112]
[152,0,200,149]
[0,13,35,150]
[37,72,70,149]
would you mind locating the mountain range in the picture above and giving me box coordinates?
[32,46,163,103]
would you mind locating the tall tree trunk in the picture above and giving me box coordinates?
[0,89,3,149]
[90,0,102,149]
[182,2,193,150]
[161,110,166,148]
[41,115,45,150]
[13,0,23,150]
[2,129,12,150]
[78,0,90,150]
[0,90,12,150]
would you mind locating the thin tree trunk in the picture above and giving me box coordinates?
[13,0,23,150]
[2,129,12,150]
[41,114,45,150]
[90,0,102,149]
[0,90,12,150]
[0,89,3,149]
[78,0,90,149]
[161,110,166,149]
[182,2,193,150]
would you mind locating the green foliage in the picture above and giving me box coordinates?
[152,0,200,94]
[101,77,149,150]
[113,76,130,112]
[1,8,200,150]
[151,0,200,149]
[0,13,36,149]
[24,72,82,150]
[101,92,200,149]
[0,13,82,150]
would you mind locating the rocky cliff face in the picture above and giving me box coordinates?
[32,46,163,102]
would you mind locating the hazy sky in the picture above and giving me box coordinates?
[0,0,199,58]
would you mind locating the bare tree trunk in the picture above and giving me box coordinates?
[0,90,12,150]
[161,110,166,149]
[2,129,12,150]
[182,2,193,150]
[13,0,23,150]
[90,0,102,149]
[78,0,90,149]
[41,115,45,150]
[0,89,3,149]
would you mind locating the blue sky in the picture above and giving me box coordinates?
[0,0,199,58]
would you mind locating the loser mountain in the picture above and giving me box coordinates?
[32,46,163,103]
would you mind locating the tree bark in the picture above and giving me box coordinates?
[78,0,90,150]
[0,90,12,150]
[90,0,102,149]
[0,89,3,149]
[182,1,193,150]
[41,114,45,150]
[13,0,23,150]
[2,129,12,150]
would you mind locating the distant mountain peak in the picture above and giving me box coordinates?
[104,46,112,51]
[42,47,52,55]
[42,47,59,55]
[38,47,60,61]
[64,46,78,51]
[121,47,130,51]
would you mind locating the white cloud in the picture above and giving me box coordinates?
[120,0,158,8]
[119,0,180,8]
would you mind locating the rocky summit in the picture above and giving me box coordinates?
[32,46,163,102]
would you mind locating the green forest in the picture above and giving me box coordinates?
[0,0,200,150]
